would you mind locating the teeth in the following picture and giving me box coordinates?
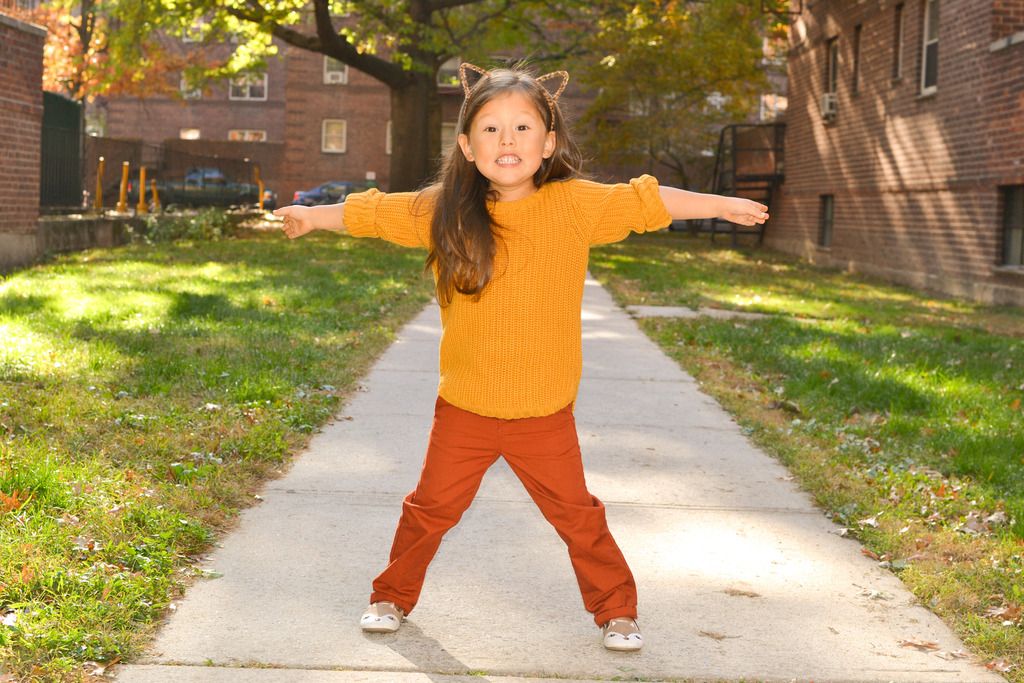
[496,156,520,166]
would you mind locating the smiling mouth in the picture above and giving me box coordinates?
[496,155,521,166]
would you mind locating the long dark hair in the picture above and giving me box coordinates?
[424,64,584,306]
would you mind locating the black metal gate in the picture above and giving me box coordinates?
[40,91,82,208]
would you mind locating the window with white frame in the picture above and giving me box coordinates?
[228,129,267,142]
[182,20,204,43]
[441,122,457,153]
[230,73,268,101]
[920,0,939,94]
[324,57,349,85]
[759,93,788,122]
[437,57,461,86]
[1003,185,1024,267]
[179,128,201,140]
[892,3,905,80]
[322,119,347,153]
[180,75,201,100]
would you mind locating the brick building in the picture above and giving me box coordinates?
[0,11,45,270]
[98,44,594,203]
[97,39,482,202]
[768,0,1024,304]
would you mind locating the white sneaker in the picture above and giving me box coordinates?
[602,617,643,651]
[359,601,405,633]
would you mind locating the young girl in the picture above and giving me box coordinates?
[273,63,767,652]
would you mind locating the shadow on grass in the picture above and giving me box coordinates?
[649,314,1024,534]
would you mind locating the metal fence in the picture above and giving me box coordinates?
[40,92,82,209]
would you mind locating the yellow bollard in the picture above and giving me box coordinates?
[136,166,148,215]
[253,165,264,211]
[116,161,129,213]
[150,180,161,213]
[95,156,105,212]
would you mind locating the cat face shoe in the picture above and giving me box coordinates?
[602,617,643,651]
[360,601,405,633]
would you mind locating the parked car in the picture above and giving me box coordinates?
[291,181,364,206]
[160,167,277,210]
[119,167,276,210]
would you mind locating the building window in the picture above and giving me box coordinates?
[180,75,201,100]
[442,122,457,153]
[852,24,862,94]
[230,73,268,101]
[324,57,348,85]
[228,129,267,142]
[322,119,347,153]
[438,57,460,86]
[1003,186,1024,266]
[818,195,834,247]
[892,3,904,80]
[921,0,939,94]
[179,128,201,140]
[182,20,204,43]
[825,37,839,95]
[760,93,788,122]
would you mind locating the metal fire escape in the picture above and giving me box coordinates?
[700,122,786,246]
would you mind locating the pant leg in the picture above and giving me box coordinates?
[498,404,638,626]
[370,396,500,615]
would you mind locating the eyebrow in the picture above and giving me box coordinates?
[476,110,542,120]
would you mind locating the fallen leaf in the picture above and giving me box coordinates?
[699,630,730,640]
[862,548,881,561]
[1011,398,1021,411]
[722,587,761,598]
[986,658,1014,672]
[985,603,1022,622]
[935,650,970,661]
[0,489,32,513]
[899,638,940,651]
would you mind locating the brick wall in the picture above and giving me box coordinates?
[0,12,45,270]
[769,0,1024,305]
[993,0,1024,38]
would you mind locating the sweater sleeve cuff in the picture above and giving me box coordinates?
[630,175,672,230]
[342,189,381,238]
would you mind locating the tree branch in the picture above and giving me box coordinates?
[223,0,408,88]
[425,0,492,12]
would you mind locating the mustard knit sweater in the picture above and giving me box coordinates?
[343,174,672,419]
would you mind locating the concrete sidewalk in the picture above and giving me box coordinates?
[113,277,1003,683]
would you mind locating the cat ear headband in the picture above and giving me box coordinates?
[458,62,569,131]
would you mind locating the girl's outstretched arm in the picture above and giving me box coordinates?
[272,203,346,239]
[658,186,769,226]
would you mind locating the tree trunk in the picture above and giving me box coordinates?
[389,70,442,191]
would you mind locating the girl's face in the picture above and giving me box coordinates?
[457,91,557,202]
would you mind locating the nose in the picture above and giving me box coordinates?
[500,131,514,147]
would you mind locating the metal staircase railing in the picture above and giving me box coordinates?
[694,123,785,245]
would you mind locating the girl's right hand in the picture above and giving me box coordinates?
[273,205,316,239]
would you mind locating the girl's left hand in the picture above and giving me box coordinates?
[720,197,769,226]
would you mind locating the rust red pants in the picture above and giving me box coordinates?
[370,395,637,626]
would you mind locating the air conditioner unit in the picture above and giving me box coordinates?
[820,92,838,120]
[325,71,346,84]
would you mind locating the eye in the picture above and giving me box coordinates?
[483,125,497,132]
[517,124,530,131]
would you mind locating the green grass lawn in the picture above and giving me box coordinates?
[590,230,1024,680]
[0,227,434,680]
